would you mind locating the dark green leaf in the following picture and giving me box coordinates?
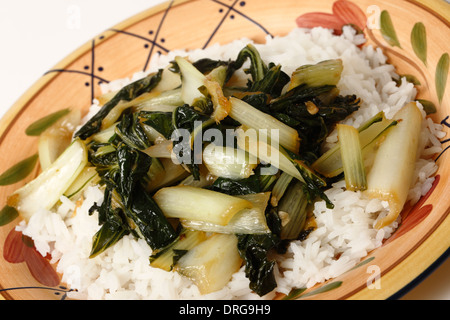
[141,111,174,140]
[209,175,261,195]
[237,233,280,296]
[75,70,163,140]
[89,220,129,258]
[115,113,152,150]
[411,22,427,66]
[380,10,401,48]
[436,53,449,104]
[116,143,152,206]
[250,64,290,97]
[0,154,38,186]
[25,108,70,136]
[0,205,19,226]
[173,105,207,131]
[230,43,268,83]
[125,187,178,251]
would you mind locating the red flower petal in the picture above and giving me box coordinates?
[23,246,60,287]
[3,228,25,263]
[332,0,367,31]
[296,12,345,34]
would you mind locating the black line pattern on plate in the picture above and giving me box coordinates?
[42,0,272,98]
[44,39,109,105]
[0,285,76,300]
[436,115,450,161]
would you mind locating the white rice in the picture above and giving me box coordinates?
[17,26,445,300]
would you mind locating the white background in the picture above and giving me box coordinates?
[0,0,449,300]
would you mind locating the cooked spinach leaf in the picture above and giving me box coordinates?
[115,112,152,150]
[75,70,163,140]
[140,111,175,140]
[237,233,279,297]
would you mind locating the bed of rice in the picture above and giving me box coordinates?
[16,26,446,300]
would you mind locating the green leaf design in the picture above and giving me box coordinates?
[282,287,307,300]
[283,281,343,300]
[411,22,427,66]
[349,256,375,271]
[300,281,343,298]
[380,10,401,48]
[0,205,18,226]
[25,108,70,136]
[395,74,421,86]
[0,153,38,186]
[417,99,436,115]
[436,53,449,104]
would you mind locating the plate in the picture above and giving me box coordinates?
[0,0,449,300]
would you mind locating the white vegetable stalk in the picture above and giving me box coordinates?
[202,144,258,180]
[150,230,207,271]
[229,97,300,153]
[176,233,242,294]
[175,56,206,106]
[64,166,99,200]
[366,102,423,229]
[235,125,305,183]
[181,192,271,234]
[312,112,397,177]
[8,139,88,221]
[337,124,367,191]
[153,185,253,225]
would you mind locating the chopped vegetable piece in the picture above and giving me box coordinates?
[237,233,279,296]
[202,144,258,180]
[278,180,309,240]
[64,166,100,200]
[176,233,242,294]
[175,56,207,106]
[89,220,129,259]
[337,124,367,191]
[181,192,271,234]
[38,109,82,170]
[366,102,423,229]
[75,70,163,139]
[270,172,294,206]
[150,229,207,271]
[7,139,88,221]
[136,88,184,111]
[288,59,343,91]
[312,111,397,177]
[235,125,303,182]
[229,97,300,153]
[146,159,189,192]
[153,185,253,225]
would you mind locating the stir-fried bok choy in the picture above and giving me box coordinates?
[10,41,424,297]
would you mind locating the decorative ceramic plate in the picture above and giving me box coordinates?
[0,0,449,300]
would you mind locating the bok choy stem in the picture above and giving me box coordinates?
[8,139,88,221]
[337,124,367,191]
[366,102,423,229]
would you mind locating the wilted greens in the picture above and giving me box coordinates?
[11,43,365,297]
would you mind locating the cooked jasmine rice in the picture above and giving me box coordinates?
[17,26,445,300]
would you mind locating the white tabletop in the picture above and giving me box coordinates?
[0,0,448,300]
